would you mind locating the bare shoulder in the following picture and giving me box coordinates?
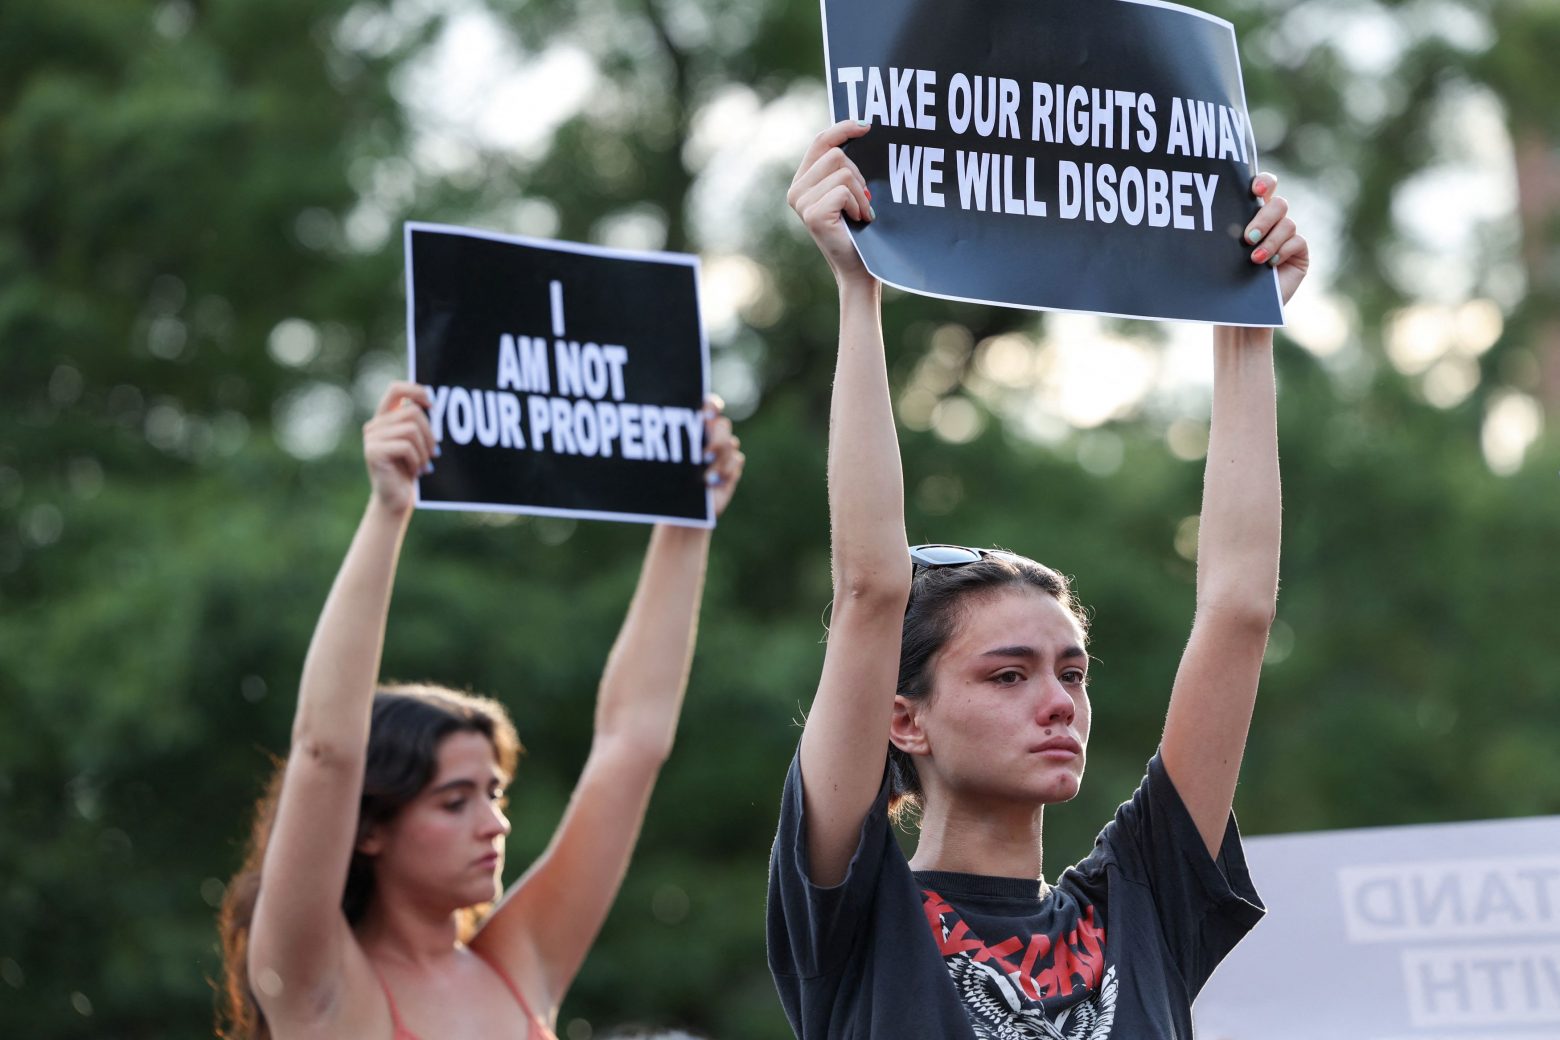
[469,907,553,1004]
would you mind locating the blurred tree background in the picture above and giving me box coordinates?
[1,0,1556,1036]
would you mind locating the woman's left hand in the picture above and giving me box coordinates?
[702,394,745,518]
[1244,173,1309,305]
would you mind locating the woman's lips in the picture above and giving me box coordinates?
[1030,737,1082,759]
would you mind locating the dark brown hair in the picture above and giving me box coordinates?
[888,553,1087,824]
[216,684,521,1039]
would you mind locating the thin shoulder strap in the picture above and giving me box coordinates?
[473,949,559,1040]
[372,965,419,1040]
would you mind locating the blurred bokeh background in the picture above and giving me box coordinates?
[2,0,1558,1036]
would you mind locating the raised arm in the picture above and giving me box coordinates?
[1161,175,1309,855]
[473,402,745,1016]
[247,382,436,1023]
[786,120,912,886]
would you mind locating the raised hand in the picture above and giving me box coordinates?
[787,119,876,286]
[362,381,436,517]
[1244,173,1310,305]
[702,393,745,518]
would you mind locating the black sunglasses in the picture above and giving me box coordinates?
[909,544,1025,569]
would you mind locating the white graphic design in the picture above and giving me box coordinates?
[949,956,1117,1040]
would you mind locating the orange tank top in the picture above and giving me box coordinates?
[375,950,558,1040]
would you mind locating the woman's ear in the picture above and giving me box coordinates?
[889,694,930,757]
[356,823,386,857]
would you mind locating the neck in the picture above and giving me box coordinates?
[354,885,463,968]
[907,794,1045,880]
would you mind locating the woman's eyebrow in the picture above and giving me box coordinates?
[427,778,478,796]
[978,644,1087,661]
[429,772,507,794]
[980,645,1038,660]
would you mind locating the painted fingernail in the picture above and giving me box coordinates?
[856,119,871,128]
[433,443,442,458]
[705,471,722,487]
[1246,227,1263,244]
[704,449,716,464]
[423,462,435,475]
[1251,248,1269,264]
[1254,180,1269,196]
[865,188,873,200]
[868,205,877,221]
[1269,254,1282,267]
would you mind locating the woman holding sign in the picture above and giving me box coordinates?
[218,384,744,1040]
[767,120,1308,1039]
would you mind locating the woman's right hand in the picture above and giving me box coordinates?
[788,120,877,288]
[363,381,436,517]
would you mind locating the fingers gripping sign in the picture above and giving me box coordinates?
[789,119,876,286]
[1242,173,1309,306]
[364,380,436,516]
[700,394,745,519]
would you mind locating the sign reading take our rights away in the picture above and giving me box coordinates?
[820,0,1284,325]
[405,223,712,527]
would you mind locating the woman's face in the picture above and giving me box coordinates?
[367,730,512,910]
[898,586,1091,810]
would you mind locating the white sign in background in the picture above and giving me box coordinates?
[1195,816,1560,1040]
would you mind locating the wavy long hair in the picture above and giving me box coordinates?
[216,684,521,1039]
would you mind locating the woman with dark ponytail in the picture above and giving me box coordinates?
[220,381,744,1039]
[767,120,1309,1039]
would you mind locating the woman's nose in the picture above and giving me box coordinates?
[1038,676,1075,725]
[480,802,511,837]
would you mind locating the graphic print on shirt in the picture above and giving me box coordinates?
[922,889,1116,1040]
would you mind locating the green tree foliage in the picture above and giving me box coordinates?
[1,1,1556,1038]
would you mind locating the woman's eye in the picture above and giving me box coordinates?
[444,799,467,812]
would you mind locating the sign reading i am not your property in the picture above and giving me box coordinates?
[405,223,712,527]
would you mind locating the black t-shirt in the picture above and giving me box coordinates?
[766,751,1264,1039]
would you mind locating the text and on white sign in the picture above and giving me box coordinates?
[1196,816,1560,1040]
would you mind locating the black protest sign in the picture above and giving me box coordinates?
[405,224,711,526]
[822,0,1283,325]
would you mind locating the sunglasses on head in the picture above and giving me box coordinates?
[909,544,1025,569]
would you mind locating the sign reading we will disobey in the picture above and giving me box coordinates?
[821,0,1284,325]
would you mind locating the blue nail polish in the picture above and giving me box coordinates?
[703,449,716,464]
[1246,228,1262,244]
[433,443,442,458]
[705,471,722,487]
[423,462,434,475]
